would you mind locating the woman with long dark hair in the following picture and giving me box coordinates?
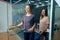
[39,8,49,40]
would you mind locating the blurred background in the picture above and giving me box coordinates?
[0,0,60,40]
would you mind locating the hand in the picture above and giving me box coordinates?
[40,31,43,35]
[9,25,16,30]
[28,28,33,32]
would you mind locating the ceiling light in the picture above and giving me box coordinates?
[41,3,45,6]
[36,5,40,8]
[39,2,42,4]
[31,1,34,3]
[34,3,37,5]
[45,1,48,2]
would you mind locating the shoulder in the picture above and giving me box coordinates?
[45,16,49,19]
[31,14,35,18]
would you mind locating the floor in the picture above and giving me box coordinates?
[0,32,8,40]
[0,32,22,40]
[0,31,60,40]
[54,31,60,40]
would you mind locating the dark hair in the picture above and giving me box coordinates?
[41,8,48,18]
[26,4,31,9]
[44,8,48,16]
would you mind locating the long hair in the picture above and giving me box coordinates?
[41,8,48,19]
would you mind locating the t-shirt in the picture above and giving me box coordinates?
[39,17,49,32]
[22,14,36,32]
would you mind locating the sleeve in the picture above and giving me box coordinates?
[33,15,36,23]
[46,17,49,25]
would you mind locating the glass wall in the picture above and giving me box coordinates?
[9,0,51,40]
[9,0,27,40]
[54,0,60,40]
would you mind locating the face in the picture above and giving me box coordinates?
[41,9,46,16]
[25,5,31,13]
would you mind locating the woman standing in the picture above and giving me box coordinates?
[10,4,36,40]
[39,8,49,40]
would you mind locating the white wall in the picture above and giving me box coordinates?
[0,1,12,33]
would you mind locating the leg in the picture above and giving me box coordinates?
[42,32,47,40]
[24,32,30,40]
[29,32,34,40]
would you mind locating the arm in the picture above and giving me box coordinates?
[28,15,36,32]
[40,24,49,34]
[28,23,36,32]
[42,17,49,32]
[31,23,36,29]
[16,22,23,28]
[9,22,23,30]
[40,17,49,34]
[43,24,49,32]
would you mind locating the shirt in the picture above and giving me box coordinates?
[22,14,35,32]
[39,17,49,32]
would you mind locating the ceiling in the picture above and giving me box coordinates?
[4,0,27,3]
[4,0,58,6]
[4,0,50,5]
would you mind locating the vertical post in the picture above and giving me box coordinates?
[49,0,55,40]
[48,0,50,16]
[6,2,9,40]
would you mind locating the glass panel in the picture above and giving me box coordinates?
[9,0,27,40]
[8,0,51,40]
[54,0,60,40]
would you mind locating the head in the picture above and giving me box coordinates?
[25,4,31,13]
[41,8,48,17]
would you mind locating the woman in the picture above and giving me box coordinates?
[10,4,36,40]
[39,8,49,40]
